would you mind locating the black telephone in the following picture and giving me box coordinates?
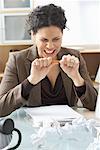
[0,118,22,150]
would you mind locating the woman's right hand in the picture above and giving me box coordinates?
[27,57,55,85]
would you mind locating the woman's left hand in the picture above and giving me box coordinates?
[60,55,84,86]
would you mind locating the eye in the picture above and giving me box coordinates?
[41,38,48,42]
[53,38,60,42]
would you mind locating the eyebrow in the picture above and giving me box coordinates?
[40,36,61,40]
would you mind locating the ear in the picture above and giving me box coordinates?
[31,30,36,42]
[31,30,34,36]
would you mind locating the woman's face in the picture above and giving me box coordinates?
[33,26,63,59]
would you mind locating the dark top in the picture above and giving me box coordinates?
[21,73,86,105]
[41,73,68,105]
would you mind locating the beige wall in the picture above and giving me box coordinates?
[0,45,31,73]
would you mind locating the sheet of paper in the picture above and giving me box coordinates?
[24,105,82,126]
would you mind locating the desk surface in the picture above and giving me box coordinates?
[7,108,35,149]
[6,108,96,150]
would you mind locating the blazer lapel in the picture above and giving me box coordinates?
[25,46,37,76]
[25,60,31,76]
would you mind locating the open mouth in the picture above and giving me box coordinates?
[44,49,55,55]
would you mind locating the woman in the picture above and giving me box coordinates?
[0,4,97,117]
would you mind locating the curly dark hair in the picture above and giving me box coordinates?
[27,4,67,34]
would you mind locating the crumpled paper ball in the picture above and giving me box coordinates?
[31,117,97,150]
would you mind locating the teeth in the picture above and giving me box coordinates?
[45,50,54,54]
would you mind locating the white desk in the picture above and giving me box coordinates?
[6,108,97,149]
[76,108,95,119]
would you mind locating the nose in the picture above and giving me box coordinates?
[46,41,54,49]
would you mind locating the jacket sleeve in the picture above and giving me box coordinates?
[76,52,97,111]
[0,53,27,117]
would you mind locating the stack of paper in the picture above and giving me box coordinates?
[24,105,82,127]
